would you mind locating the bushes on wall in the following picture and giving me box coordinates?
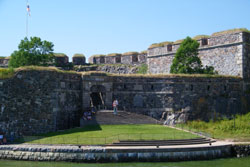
[137,64,148,74]
[170,37,216,74]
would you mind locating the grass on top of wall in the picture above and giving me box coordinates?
[0,66,81,79]
[177,112,250,142]
[212,28,250,36]
[0,66,242,79]
[20,124,199,145]
[0,68,15,79]
[192,35,210,40]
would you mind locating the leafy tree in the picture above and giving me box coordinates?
[8,37,54,68]
[170,36,216,74]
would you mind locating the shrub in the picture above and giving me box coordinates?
[137,64,148,74]
[170,36,216,74]
[8,37,54,68]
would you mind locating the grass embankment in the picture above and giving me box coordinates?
[1,157,250,167]
[21,124,199,145]
[178,112,250,141]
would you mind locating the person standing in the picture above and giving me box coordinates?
[113,99,118,115]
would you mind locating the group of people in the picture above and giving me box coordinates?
[82,99,119,120]
[82,106,96,121]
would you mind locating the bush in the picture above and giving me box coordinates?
[8,37,54,68]
[170,36,216,74]
[137,64,148,74]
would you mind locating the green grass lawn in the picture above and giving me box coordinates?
[177,112,250,141]
[1,157,250,167]
[20,124,199,145]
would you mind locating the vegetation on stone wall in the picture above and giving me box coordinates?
[122,52,139,56]
[212,28,250,36]
[137,64,148,74]
[192,35,210,40]
[170,37,216,74]
[53,53,67,57]
[8,37,54,68]
[0,68,15,79]
[73,54,85,58]
[149,41,173,49]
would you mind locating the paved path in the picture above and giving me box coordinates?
[0,140,237,151]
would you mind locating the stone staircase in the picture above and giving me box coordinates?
[80,110,162,126]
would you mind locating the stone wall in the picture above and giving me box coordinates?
[232,144,250,157]
[148,32,247,77]
[81,74,249,123]
[0,70,82,138]
[1,69,250,139]
[243,32,250,79]
[72,57,86,65]
[0,144,232,162]
[92,53,147,66]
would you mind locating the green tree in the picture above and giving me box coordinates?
[8,37,54,68]
[170,36,216,74]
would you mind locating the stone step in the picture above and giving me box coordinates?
[80,110,163,126]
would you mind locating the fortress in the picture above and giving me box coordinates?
[88,28,250,78]
[0,28,250,139]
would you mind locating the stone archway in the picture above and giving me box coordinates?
[90,85,106,109]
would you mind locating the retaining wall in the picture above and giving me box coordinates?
[0,144,232,162]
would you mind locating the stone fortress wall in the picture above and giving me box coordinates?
[88,51,147,66]
[1,69,250,138]
[148,31,250,79]
[86,29,250,78]
[1,29,249,77]
[0,70,82,138]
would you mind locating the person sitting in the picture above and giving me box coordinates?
[0,134,3,145]
[87,111,92,120]
[83,112,88,120]
[91,106,96,115]
[3,137,7,145]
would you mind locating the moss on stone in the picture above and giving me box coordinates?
[149,41,173,49]
[193,35,210,40]
[173,39,184,44]
[140,50,148,54]
[212,28,250,36]
[122,52,139,56]
[107,53,122,57]
[92,54,106,58]
[53,53,68,57]
[73,54,85,58]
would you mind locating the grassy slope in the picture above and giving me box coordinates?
[178,112,250,141]
[21,124,199,145]
[1,157,250,167]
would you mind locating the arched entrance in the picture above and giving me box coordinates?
[90,85,106,109]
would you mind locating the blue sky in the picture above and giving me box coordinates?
[0,0,250,61]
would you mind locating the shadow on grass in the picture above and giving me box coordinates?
[16,124,102,144]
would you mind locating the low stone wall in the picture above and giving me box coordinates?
[232,145,250,157]
[0,144,232,162]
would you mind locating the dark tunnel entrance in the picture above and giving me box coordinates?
[90,85,106,109]
[90,92,105,108]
